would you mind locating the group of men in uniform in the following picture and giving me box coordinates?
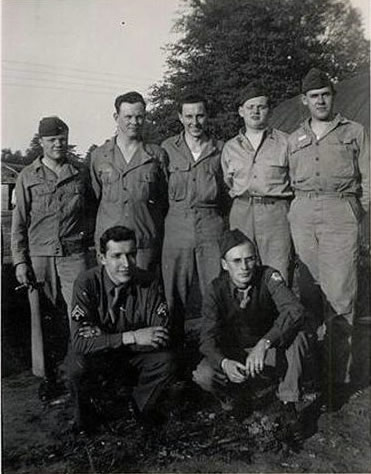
[11,67,369,434]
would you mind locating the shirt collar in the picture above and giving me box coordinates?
[103,267,132,297]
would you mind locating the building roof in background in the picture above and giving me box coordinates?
[270,71,370,133]
[1,163,20,184]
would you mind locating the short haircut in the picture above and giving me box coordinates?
[114,91,146,113]
[100,226,136,254]
[177,94,208,113]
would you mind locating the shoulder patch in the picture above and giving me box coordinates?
[271,271,283,282]
[71,304,86,322]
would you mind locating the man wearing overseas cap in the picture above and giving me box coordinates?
[287,68,369,406]
[90,91,168,272]
[11,116,96,402]
[192,229,310,435]
[221,83,292,284]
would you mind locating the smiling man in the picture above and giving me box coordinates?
[193,229,309,427]
[91,92,168,272]
[68,226,176,433]
[287,68,369,404]
[11,116,95,402]
[222,83,292,283]
[161,94,227,352]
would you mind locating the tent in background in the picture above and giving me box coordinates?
[270,71,370,132]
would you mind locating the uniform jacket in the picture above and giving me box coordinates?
[11,157,95,266]
[70,265,169,355]
[161,132,228,246]
[288,114,369,213]
[91,138,168,248]
[200,267,306,368]
[221,128,292,198]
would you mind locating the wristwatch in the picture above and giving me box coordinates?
[262,338,272,350]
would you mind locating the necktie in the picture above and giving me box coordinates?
[236,285,252,309]
[109,286,123,324]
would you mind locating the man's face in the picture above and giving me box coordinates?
[101,239,137,285]
[302,86,334,121]
[221,242,257,289]
[178,102,208,138]
[238,96,269,131]
[114,102,145,138]
[39,133,68,162]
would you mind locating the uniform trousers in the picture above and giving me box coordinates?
[288,195,360,384]
[193,331,309,403]
[29,252,89,378]
[230,198,291,283]
[67,348,176,428]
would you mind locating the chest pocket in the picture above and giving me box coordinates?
[323,136,356,178]
[168,162,190,201]
[135,171,158,201]
[197,163,219,203]
[100,168,121,203]
[289,136,314,183]
[29,182,56,214]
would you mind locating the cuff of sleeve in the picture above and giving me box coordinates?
[122,331,136,346]
[263,328,281,347]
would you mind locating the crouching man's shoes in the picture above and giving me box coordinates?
[132,403,169,427]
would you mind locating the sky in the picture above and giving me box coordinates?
[1,0,369,156]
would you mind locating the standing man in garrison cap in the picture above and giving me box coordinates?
[90,91,168,272]
[221,83,292,284]
[11,116,95,401]
[287,68,369,403]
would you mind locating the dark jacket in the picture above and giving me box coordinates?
[70,265,169,355]
[200,266,306,368]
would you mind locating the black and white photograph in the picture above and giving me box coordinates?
[1,0,370,472]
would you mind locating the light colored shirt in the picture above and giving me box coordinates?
[221,128,292,198]
[287,114,369,212]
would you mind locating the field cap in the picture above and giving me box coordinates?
[38,116,69,137]
[301,68,334,94]
[219,229,254,258]
[238,82,269,106]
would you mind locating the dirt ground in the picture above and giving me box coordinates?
[2,368,371,474]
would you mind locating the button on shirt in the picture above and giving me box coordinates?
[221,128,292,198]
[11,157,93,265]
[287,114,369,212]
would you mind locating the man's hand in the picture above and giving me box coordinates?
[222,358,247,384]
[78,323,102,338]
[245,339,268,378]
[133,326,169,350]
[15,263,35,288]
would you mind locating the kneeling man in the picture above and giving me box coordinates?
[193,229,309,419]
[68,226,176,432]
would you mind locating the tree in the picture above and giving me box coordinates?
[149,0,369,141]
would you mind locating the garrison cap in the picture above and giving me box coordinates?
[301,68,334,94]
[219,229,255,258]
[38,116,69,137]
[238,82,269,106]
